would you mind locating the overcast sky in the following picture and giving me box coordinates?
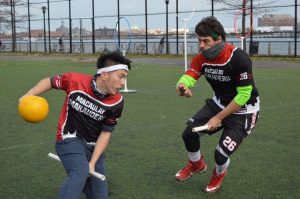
[14,0,299,31]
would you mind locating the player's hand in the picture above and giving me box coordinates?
[207,116,222,131]
[176,83,192,97]
[89,162,96,172]
[19,94,31,103]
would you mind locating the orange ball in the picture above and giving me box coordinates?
[18,95,49,123]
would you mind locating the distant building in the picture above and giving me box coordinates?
[95,27,115,38]
[73,27,87,37]
[224,27,235,34]
[255,26,294,32]
[56,20,69,36]
[258,14,295,28]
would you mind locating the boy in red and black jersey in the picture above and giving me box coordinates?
[175,16,260,193]
[20,51,131,199]
[51,72,124,143]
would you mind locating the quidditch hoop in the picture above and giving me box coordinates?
[234,8,253,38]
[114,17,132,52]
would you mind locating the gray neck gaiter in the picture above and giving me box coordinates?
[200,41,225,60]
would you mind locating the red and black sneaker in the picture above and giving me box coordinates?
[175,156,207,181]
[204,168,227,193]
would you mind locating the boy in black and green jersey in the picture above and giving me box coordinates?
[174,16,260,193]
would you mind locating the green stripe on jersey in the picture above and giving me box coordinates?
[176,75,197,88]
[234,85,253,106]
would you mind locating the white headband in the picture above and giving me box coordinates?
[96,64,128,74]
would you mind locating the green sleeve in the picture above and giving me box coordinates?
[234,85,253,106]
[176,75,197,88]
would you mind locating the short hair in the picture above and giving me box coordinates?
[96,50,131,70]
[195,16,226,41]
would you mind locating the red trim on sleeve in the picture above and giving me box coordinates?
[185,53,204,80]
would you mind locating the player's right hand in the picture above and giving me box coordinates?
[176,83,192,97]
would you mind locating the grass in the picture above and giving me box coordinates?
[1,51,299,62]
[0,57,299,199]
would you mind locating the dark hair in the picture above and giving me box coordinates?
[195,16,226,41]
[96,50,131,70]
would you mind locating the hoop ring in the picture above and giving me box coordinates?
[169,0,196,21]
[114,17,132,52]
[234,8,253,38]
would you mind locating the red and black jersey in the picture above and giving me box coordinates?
[186,43,259,112]
[51,72,124,142]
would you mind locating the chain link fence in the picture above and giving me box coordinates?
[0,0,299,56]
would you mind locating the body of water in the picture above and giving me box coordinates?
[1,37,299,56]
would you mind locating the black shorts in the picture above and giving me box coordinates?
[187,99,259,156]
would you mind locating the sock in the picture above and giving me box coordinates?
[216,158,230,174]
[188,150,201,162]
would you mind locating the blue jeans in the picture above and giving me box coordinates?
[55,137,108,199]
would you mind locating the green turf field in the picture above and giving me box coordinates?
[0,58,299,199]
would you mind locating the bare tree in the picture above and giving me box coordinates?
[0,0,12,31]
[0,0,27,31]
[0,0,28,50]
[213,0,276,15]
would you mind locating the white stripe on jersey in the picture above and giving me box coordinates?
[212,95,260,114]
